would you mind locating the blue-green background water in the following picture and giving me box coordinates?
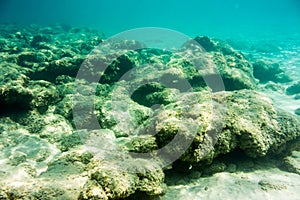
[1,0,300,38]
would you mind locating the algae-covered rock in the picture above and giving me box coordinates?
[202,161,227,175]
[1,23,300,199]
[263,81,285,92]
[0,63,59,113]
[143,90,300,165]
[79,158,166,199]
[253,60,291,83]
[1,24,104,82]
[193,36,257,90]
[286,81,300,95]
[93,83,154,137]
[81,35,256,93]
[283,151,300,175]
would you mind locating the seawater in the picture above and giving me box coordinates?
[1,0,300,37]
[1,0,300,199]
[1,0,300,76]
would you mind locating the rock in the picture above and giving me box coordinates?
[294,94,300,100]
[295,108,300,116]
[30,34,51,48]
[194,36,239,55]
[82,35,257,93]
[173,36,257,91]
[10,110,73,143]
[211,51,257,90]
[79,158,166,199]
[1,24,300,199]
[203,161,227,175]
[194,36,218,52]
[0,185,67,200]
[0,65,59,113]
[58,131,83,152]
[189,170,202,179]
[237,159,255,171]
[131,82,173,107]
[283,151,300,174]
[128,135,158,153]
[142,90,300,165]
[0,124,61,177]
[253,60,291,83]
[93,83,154,137]
[263,81,285,92]
[258,179,287,191]
[226,163,237,173]
[0,24,104,82]
[286,82,300,95]
[9,151,27,166]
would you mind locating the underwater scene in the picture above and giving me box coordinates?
[0,0,300,199]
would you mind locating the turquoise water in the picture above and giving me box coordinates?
[1,1,300,199]
[1,0,300,38]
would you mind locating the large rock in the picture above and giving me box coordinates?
[84,36,257,92]
[283,151,300,174]
[286,81,300,95]
[1,24,299,199]
[140,90,300,165]
[79,158,166,199]
[0,24,105,82]
[0,62,59,114]
[193,36,257,90]
[252,60,291,83]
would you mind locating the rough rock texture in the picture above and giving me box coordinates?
[89,35,258,92]
[0,63,59,114]
[0,24,104,82]
[79,159,166,199]
[1,24,300,199]
[194,36,257,90]
[283,151,300,174]
[141,90,300,165]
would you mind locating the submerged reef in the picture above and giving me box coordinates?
[0,24,299,199]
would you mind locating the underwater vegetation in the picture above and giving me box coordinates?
[0,24,300,199]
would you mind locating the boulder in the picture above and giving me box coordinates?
[79,156,166,199]
[286,81,300,95]
[283,151,300,174]
[141,90,300,165]
[252,60,291,83]
[0,62,59,114]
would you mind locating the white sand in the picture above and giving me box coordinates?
[164,168,300,200]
